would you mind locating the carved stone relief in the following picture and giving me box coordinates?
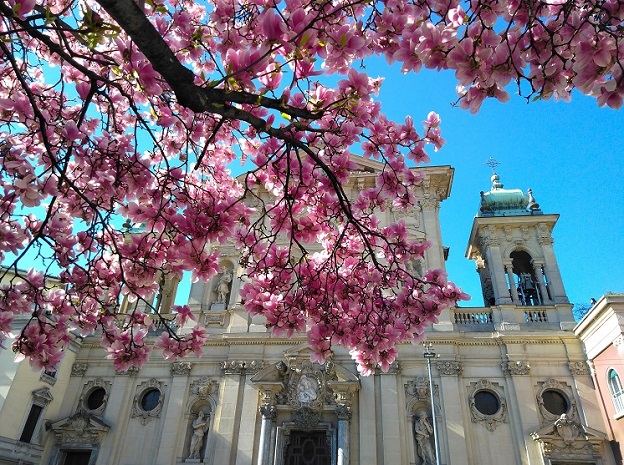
[189,376,218,401]
[292,407,322,430]
[116,366,139,376]
[568,361,590,376]
[405,377,432,402]
[468,379,508,432]
[436,360,462,376]
[71,362,88,377]
[171,361,192,376]
[281,360,336,410]
[222,359,263,375]
[531,413,606,462]
[49,410,110,445]
[32,387,54,406]
[501,360,530,376]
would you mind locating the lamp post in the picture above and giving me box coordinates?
[423,342,442,465]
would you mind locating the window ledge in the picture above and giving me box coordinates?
[614,410,624,420]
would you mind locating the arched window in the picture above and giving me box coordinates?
[511,250,542,306]
[608,369,624,414]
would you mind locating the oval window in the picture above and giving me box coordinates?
[542,389,569,415]
[86,387,107,411]
[474,390,500,415]
[141,388,161,411]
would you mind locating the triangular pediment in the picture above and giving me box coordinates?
[531,415,606,442]
[50,410,110,445]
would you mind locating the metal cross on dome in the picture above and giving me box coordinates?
[485,157,501,173]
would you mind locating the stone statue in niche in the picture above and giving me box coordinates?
[414,413,436,465]
[188,411,208,460]
[214,271,232,306]
[297,375,319,404]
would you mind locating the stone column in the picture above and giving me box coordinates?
[484,245,512,305]
[538,240,568,303]
[257,404,276,465]
[504,262,520,304]
[531,261,550,305]
[336,404,351,465]
[157,362,192,465]
[97,366,139,465]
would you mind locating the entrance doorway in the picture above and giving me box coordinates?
[284,431,332,465]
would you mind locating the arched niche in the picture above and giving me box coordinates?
[183,377,218,462]
[210,259,236,309]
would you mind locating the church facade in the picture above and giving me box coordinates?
[0,159,616,465]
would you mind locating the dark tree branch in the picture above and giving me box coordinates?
[96,0,324,121]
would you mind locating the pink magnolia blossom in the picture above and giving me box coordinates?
[0,0,620,374]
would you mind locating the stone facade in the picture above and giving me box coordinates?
[0,160,615,465]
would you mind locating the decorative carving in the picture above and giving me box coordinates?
[419,198,439,210]
[536,378,578,422]
[292,407,321,430]
[32,387,54,405]
[479,226,500,247]
[537,223,551,239]
[531,413,606,461]
[380,360,401,374]
[336,404,351,420]
[503,226,513,242]
[79,378,111,416]
[222,360,263,375]
[49,410,110,445]
[502,360,530,376]
[568,361,590,376]
[436,360,462,376]
[131,378,165,425]
[468,380,508,432]
[171,361,192,376]
[189,377,217,399]
[260,404,277,420]
[405,377,433,402]
[554,414,580,445]
[116,366,139,376]
[284,363,326,409]
[71,362,88,377]
[297,374,319,404]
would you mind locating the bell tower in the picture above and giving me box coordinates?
[465,168,569,309]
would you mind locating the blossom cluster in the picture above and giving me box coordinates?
[0,0,620,371]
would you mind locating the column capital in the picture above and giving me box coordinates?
[259,404,277,420]
[336,404,352,421]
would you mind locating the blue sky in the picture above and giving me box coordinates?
[368,59,624,307]
[173,58,623,309]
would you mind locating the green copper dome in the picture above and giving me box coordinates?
[478,173,541,217]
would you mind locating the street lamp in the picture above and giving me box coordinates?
[423,342,442,465]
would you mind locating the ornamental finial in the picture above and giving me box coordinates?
[485,157,500,173]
